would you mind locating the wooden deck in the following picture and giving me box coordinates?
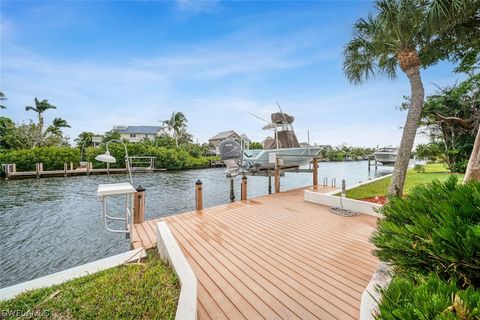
[133,187,379,319]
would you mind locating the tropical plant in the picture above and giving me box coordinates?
[376,273,480,320]
[101,129,121,144]
[75,131,96,148]
[0,147,80,171]
[413,74,480,173]
[162,111,188,147]
[0,91,7,109]
[25,98,70,147]
[415,142,443,162]
[343,0,480,195]
[249,141,263,150]
[372,176,480,288]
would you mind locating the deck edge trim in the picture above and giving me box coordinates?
[304,190,383,217]
[359,262,392,320]
[157,221,197,320]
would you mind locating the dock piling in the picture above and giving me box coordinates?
[267,171,272,194]
[274,158,280,193]
[134,185,146,223]
[64,163,68,177]
[230,178,235,202]
[241,174,247,201]
[195,180,203,210]
[312,158,318,189]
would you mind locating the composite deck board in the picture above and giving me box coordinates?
[203,205,377,280]
[133,187,379,319]
[171,214,356,319]
[170,217,327,319]
[176,210,365,307]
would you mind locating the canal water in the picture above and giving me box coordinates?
[0,161,392,288]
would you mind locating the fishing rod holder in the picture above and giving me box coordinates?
[97,183,136,239]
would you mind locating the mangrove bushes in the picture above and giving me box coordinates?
[0,145,215,171]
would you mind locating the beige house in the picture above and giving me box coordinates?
[113,125,165,143]
[208,130,250,151]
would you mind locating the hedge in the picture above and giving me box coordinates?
[0,147,80,171]
[372,176,480,288]
[376,274,480,320]
[0,146,215,172]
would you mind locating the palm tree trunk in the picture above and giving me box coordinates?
[388,66,425,196]
[464,125,480,182]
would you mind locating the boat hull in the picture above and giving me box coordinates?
[244,147,322,170]
[373,152,397,165]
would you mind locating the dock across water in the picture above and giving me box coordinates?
[132,186,379,319]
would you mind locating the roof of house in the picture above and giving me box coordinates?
[114,126,163,135]
[209,130,238,140]
[209,130,250,141]
[241,134,250,141]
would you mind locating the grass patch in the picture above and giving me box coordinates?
[0,250,180,320]
[345,163,464,200]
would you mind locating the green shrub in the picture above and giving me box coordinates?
[0,145,215,172]
[413,164,425,173]
[0,147,80,171]
[376,273,480,320]
[372,176,480,288]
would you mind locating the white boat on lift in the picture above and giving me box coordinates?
[219,105,323,177]
[243,147,323,170]
[373,147,398,165]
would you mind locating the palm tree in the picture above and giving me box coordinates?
[25,98,60,147]
[343,0,478,196]
[0,91,7,109]
[75,131,95,148]
[163,111,188,147]
[47,118,71,136]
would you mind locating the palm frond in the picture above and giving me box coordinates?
[25,106,38,112]
[378,54,399,79]
[52,117,70,128]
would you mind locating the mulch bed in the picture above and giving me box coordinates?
[361,195,388,204]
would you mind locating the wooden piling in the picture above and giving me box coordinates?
[36,163,40,179]
[274,158,280,193]
[313,157,318,189]
[241,174,247,201]
[64,163,68,177]
[230,179,235,202]
[12,163,16,173]
[70,162,73,171]
[134,186,146,223]
[267,171,272,194]
[195,180,203,211]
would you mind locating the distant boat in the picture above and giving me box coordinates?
[373,147,398,165]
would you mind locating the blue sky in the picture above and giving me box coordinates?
[0,0,465,147]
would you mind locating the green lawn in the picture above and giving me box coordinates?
[346,163,464,200]
[0,250,180,320]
